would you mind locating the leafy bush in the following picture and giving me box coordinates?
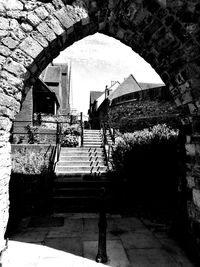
[112,124,179,172]
[112,124,180,220]
[63,123,81,136]
[62,135,79,147]
[12,148,49,175]
[61,123,81,147]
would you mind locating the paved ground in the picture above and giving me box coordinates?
[1,213,196,267]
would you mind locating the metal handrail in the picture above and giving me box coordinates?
[100,121,116,170]
[55,121,63,164]
[80,112,84,147]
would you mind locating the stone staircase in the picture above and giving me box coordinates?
[53,129,118,212]
[55,147,107,176]
[83,129,103,148]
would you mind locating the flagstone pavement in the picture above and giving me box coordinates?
[1,213,197,267]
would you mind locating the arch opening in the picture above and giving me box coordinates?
[0,0,200,259]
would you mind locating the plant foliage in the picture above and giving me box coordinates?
[112,124,179,173]
[12,148,49,175]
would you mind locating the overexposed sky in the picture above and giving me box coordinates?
[53,33,163,116]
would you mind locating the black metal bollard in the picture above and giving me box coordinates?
[96,188,108,263]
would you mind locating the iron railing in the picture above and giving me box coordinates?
[100,121,115,169]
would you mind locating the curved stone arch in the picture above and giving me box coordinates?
[0,0,200,253]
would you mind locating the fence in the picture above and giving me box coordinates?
[10,113,84,145]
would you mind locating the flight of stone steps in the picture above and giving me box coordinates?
[53,129,115,212]
[55,129,107,176]
[55,147,107,176]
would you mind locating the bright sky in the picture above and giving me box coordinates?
[53,33,163,116]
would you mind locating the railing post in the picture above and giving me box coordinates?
[80,112,83,147]
[56,121,59,145]
[96,187,108,263]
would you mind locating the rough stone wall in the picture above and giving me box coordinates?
[0,0,199,256]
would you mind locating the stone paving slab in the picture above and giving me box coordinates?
[44,237,83,256]
[2,213,196,267]
[120,232,162,249]
[47,219,83,238]
[83,240,130,267]
[9,229,48,244]
[127,248,177,267]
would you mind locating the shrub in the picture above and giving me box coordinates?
[25,124,40,144]
[62,123,81,136]
[112,124,180,220]
[112,124,179,172]
[61,135,79,147]
[12,148,49,175]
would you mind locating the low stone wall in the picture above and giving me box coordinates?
[6,144,56,235]
[185,131,200,256]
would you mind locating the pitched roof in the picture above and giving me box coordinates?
[96,81,120,109]
[34,79,60,106]
[90,91,104,104]
[108,74,142,101]
[139,82,165,90]
[43,66,61,83]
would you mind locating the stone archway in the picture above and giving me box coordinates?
[0,0,200,254]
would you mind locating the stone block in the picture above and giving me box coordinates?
[174,97,182,106]
[0,17,9,30]
[4,58,30,80]
[0,106,16,120]
[19,36,43,59]
[35,6,49,20]
[24,1,37,11]
[0,30,9,38]
[82,16,90,26]
[0,2,5,12]
[193,189,200,209]
[14,91,22,102]
[46,15,65,36]
[3,0,23,11]
[21,22,33,32]
[0,55,6,65]
[0,79,17,97]
[11,49,34,68]
[0,93,20,112]
[187,176,195,189]
[0,117,12,132]
[0,70,23,89]
[54,7,74,30]
[44,3,56,15]
[27,12,41,27]
[52,0,65,9]
[10,28,26,41]
[0,45,11,57]
[178,81,190,94]
[182,91,193,104]
[37,21,57,42]
[6,10,27,20]
[9,19,19,30]
[188,103,197,114]
[1,37,19,50]
[30,31,49,48]
[186,143,195,156]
